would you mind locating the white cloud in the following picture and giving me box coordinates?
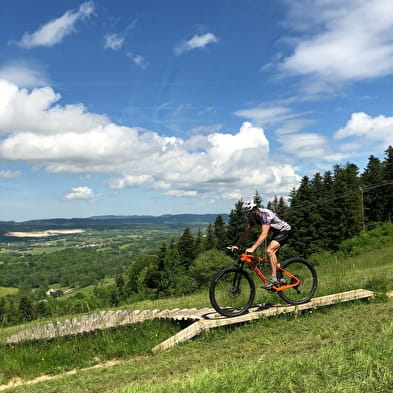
[335,112,393,146]
[174,33,218,55]
[166,190,198,197]
[0,63,49,88]
[234,106,298,126]
[129,54,148,69]
[0,79,108,135]
[0,80,301,201]
[278,0,393,89]
[64,186,97,200]
[104,33,124,50]
[0,170,21,179]
[15,1,94,48]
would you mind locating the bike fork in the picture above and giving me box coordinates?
[232,265,243,291]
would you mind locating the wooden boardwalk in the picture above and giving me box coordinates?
[152,289,374,353]
[5,289,374,348]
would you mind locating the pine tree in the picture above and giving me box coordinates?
[361,155,385,224]
[319,170,337,250]
[332,163,362,241]
[156,242,167,271]
[277,196,288,218]
[203,223,216,251]
[382,146,393,221]
[177,227,195,269]
[213,215,227,250]
[226,200,247,245]
[194,228,204,256]
[267,196,279,212]
[286,176,313,256]
[253,191,263,207]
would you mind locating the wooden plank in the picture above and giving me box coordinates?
[151,289,374,353]
[151,321,206,353]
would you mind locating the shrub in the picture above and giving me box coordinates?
[189,250,232,288]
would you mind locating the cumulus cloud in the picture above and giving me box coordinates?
[0,79,108,135]
[174,33,218,55]
[0,80,300,201]
[335,112,393,146]
[15,1,94,48]
[64,186,97,200]
[277,0,393,90]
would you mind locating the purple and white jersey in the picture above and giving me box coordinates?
[250,208,291,232]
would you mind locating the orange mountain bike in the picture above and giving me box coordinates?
[209,248,318,317]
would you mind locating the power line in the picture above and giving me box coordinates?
[290,180,393,210]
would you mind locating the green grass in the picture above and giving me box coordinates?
[0,319,182,385]
[0,286,18,296]
[2,300,392,393]
[1,243,393,392]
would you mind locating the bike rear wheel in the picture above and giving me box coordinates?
[277,257,318,305]
[209,266,255,317]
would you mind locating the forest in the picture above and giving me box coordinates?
[0,145,392,327]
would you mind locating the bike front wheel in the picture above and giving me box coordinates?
[209,266,255,317]
[277,257,318,305]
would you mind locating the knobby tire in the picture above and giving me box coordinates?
[209,266,255,317]
[277,257,318,305]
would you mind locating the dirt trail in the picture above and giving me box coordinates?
[0,359,120,391]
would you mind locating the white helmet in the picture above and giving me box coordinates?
[242,199,257,212]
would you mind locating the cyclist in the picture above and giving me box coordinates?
[231,199,291,289]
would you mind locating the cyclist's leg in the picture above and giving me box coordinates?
[266,240,281,278]
[267,231,289,276]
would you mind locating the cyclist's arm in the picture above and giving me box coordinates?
[246,224,269,253]
[232,226,251,250]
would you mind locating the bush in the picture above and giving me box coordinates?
[189,250,232,288]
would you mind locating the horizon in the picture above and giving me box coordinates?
[2,212,230,224]
[1,1,393,221]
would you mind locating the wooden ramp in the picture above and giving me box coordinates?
[152,289,374,353]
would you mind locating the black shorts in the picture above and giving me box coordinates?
[271,230,290,246]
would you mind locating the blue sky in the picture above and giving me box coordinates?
[1,0,393,221]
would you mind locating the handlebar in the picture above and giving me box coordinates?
[226,246,253,255]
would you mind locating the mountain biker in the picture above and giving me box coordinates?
[231,199,291,290]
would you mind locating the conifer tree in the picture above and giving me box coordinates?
[382,146,393,221]
[361,155,385,224]
[213,215,227,250]
[253,191,263,207]
[319,170,337,250]
[286,176,313,255]
[194,228,204,256]
[203,223,216,250]
[177,227,195,269]
[267,196,279,212]
[277,196,288,218]
[332,163,362,241]
[226,200,247,245]
[157,242,167,270]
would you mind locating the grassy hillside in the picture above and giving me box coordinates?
[1,240,392,392]
[1,300,392,393]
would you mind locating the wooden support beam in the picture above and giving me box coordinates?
[151,289,374,353]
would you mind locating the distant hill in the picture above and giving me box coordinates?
[0,214,228,241]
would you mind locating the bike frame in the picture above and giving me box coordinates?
[239,253,301,292]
